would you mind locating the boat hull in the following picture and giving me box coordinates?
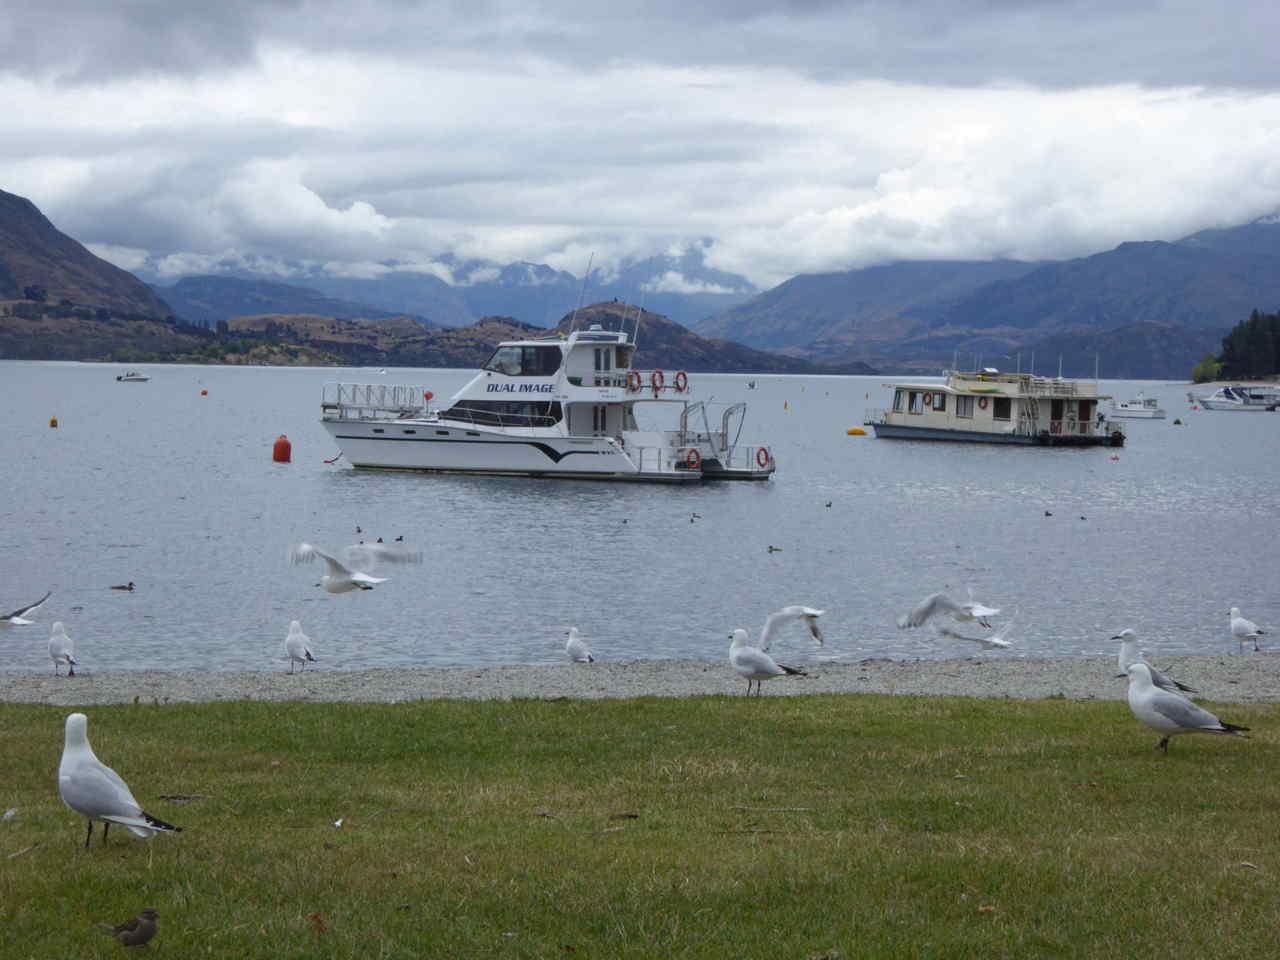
[323,419,702,482]
[869,423,1124,447]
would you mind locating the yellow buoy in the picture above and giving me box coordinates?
[49,416,58,428]
[783,400,789,411]
[846,427,867,436]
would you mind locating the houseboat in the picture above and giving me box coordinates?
[864,369,1125,447]
[320,322,776,482]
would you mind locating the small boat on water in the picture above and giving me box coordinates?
[1109,392,1166,419]
[1188,385,1280,411]
[115,371,149,383]
[320,320,776,482]
[864,368,1125,447]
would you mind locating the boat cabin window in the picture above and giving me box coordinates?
[992,397,1012,421]
[956,396,974,419]
[932,392,947,412]
[442,400,563,427]
[908,392,924,414]
[593,348,612,372]
[893,390,905,412]
[483,345,562,377]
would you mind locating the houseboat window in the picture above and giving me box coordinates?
[932,393,947,412]
[482,345,562,377]
[593,347,612,372]
[956,396,974,418]
[909,392,924,414]
[992,397,1012,421]
[893,390,905,412]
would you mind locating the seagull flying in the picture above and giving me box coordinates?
[1,590,50,626]
[285,620,317,673]
[58,713,182,848]
[49,622,77,677]
[1111,628,1195,695]
[1123,663,1248,754]
[1230,607,1264,653]
[937,619,1016,650]
[290,541,422,593]
[728,628,805,696]
[758,606,824,651]
[564,627,594,663]
[898,590,1000,630]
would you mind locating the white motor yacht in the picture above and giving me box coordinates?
[1189,385,1280,411]
[320,322,775,482]
[115,371,150,382]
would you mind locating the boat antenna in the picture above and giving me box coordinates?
[1094,351,1100,384]
[952,348,958,373]
[568,252,594,335]
[1016,352,1021,375]
[1057,354,1063,379]
[631,291,647,350]
[1030,351,1035,376]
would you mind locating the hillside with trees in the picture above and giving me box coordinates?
[1215,310,1280,379]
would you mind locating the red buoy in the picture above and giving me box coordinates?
[200,388,208,396]
[272,434,292,463]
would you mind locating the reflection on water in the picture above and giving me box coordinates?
[2,361,1277,672]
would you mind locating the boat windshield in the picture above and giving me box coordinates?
[483,345,562,377]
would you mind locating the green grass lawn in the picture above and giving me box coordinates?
[1,694,1276,958]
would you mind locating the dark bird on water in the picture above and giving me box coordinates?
[110,582,135,592]
[99,908,159,947]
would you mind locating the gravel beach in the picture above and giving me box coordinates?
[3,654,1279,706]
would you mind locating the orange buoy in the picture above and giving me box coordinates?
[49,416,58,428]
[272,434,292,463]
[200,388,208,396]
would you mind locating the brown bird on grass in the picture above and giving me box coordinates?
[99,907,158,947]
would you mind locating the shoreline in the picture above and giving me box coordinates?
[2,653,1277,706]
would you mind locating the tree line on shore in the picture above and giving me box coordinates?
[1192,309,1280,382]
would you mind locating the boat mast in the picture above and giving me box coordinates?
[567,252,595,336]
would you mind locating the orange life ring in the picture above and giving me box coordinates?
[685,447,701,469]
[756,447,770,468]
[650,369,665,391]
[627,370,642,392]
[978,396,989,410]
[923,392,933,406]
[674,370,689,393]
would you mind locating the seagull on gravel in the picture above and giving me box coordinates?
[290,541,423,593]
[1230,607,1264,653]
[284,620,317,673]
[564,627,594,663]
[49,622,77,677]
[1111,628,1195,695]
[1,590,50,627]
[58,713,182,848]
[728,628,805,696]
[757,605,824,651]
[1122,663,1248,754]
[898,590,1000,630]
[936,619,1016,650]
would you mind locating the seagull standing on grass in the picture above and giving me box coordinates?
[898,590,1000,630]
[564,627,594,663]
[1123,663,1248,754]
[728,629,805,696]
[290,541,423,593]
[1111,629,1195,695]
[58,713,182,848]
[757,606,824,651]
[284,621,317,673]
[49,622,77,676]
[1,590,50,626]
[1230,607,1264,653]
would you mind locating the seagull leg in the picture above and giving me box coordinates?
[1157,737,1169,754]
[68,663,75,677]
[102,821,110,844]
[84,820,93,848]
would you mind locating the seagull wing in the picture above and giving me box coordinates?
[342,542,424,573]
[1147,663,1196,696]
[759,605,824,650]
[1149,689,1231,733]
[60,759,143,821]
[899,593,960,629]
[291,543,352,579]
[2,591,51,623]
[730,645,787,679]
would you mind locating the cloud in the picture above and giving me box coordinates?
[3,5,1280,292]
[642,271,737,295]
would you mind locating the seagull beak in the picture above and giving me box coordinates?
[1109,634,1124,640]
[1114,673,1128,679]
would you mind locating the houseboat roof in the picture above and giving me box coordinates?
[884,370,1109,400]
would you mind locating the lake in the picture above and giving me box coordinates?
[2,360,1276,672]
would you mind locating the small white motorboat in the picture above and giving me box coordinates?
[115,371,150,382]
[1109,393,1165,419]
[1190,385,1280,411]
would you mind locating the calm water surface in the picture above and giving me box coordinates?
[2,360,1277,672]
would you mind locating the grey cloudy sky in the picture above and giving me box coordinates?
[4,0,1280,288]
